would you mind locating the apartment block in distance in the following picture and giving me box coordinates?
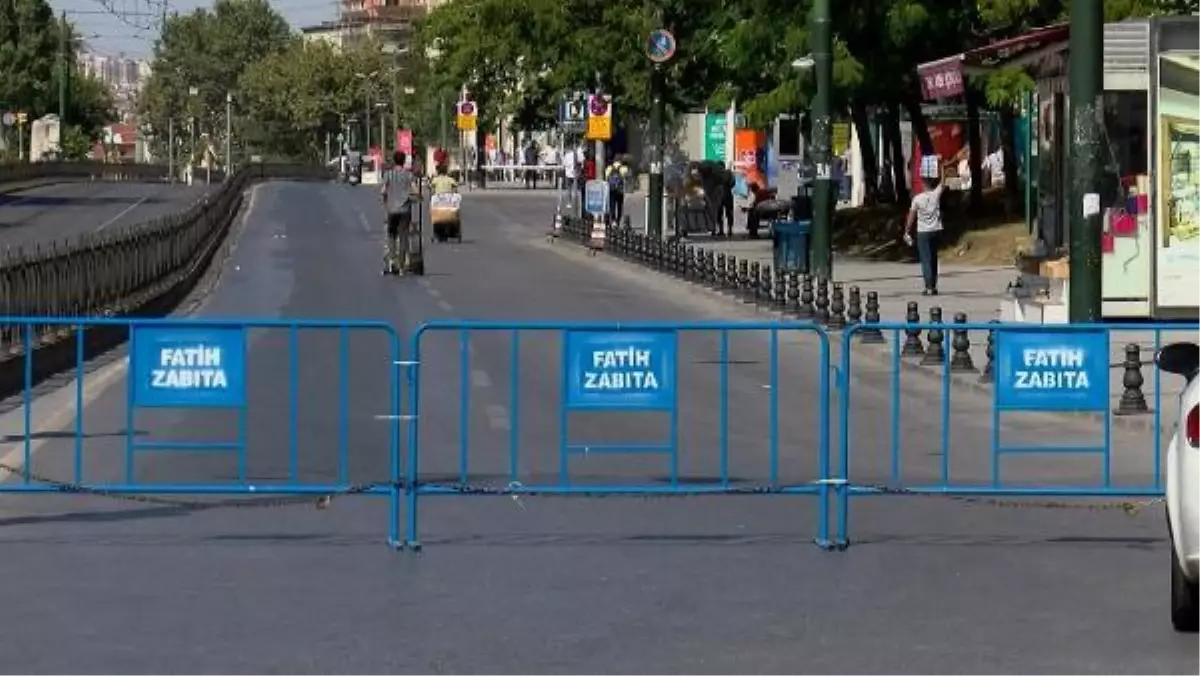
[301,0,447,53]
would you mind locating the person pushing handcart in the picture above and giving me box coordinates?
[380,150,424,275]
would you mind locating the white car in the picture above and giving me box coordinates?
[1159,341,1199,632]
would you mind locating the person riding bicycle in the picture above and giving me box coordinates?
[380,150,421,274]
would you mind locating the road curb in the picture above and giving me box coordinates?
[544,231,1172,437]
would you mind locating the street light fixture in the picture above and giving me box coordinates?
[791,55,815,70]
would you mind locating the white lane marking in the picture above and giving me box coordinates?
[427,287,442,299]
[95,194,150,232]
[358,212,372,232]
[0,356,130,478]
[417,278,433,289]
[485,404,511,431]
[438,299,453,312]
[471,369,492,389]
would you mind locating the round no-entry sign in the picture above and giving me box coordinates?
[459,101,476,116]
[589,96,609,117]
[647,29,676,63]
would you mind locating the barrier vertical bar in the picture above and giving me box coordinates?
[836,330,852,548]
[125,325,136,484]
[669,332,680,488]
[991,376,1002,487]
[1153,330,1162,489]
[338,326,350,484]
[818,331,831,548]
[558,332,570,486]
[509,329,520,482]
[889,329,901,482]
[22,323,32,484]
[74,325,84,485]
[940,341,951,485]
[237,326,248,483]
[388,332,401,548]
[459,329,470,484]
[405,331,423,549]
[289,326,299,481]
[768,328,779,486]
[719,329,729,486]
[1103,398,1113,488]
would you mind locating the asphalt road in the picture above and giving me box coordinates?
[0,180,213,250]
[0,183,1192,674]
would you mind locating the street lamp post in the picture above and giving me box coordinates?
[1067,0,1104,322]
[356,71,380,152]
[225,91,233,175]
[808,0,834,282]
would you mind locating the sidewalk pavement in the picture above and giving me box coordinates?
[613,194,1192,419]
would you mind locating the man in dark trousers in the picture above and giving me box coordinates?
[380,150,421,275]
[523,141,540,189]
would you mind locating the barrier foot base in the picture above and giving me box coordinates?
[403,540,423,553]
[387,538,404,551]
[814,537,849,552]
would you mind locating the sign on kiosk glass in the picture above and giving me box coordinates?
[565,331,677,410]
[995,330,1110,412]
[132,326,247,408]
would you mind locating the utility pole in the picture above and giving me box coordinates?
[1067,0,1103,322]
[58,10,68,126]
[225,92,232,175]
[647,65,665,239]
[439,92,448,150]
[379,107,387,158]
[167,117,174,182]
[593,71,605,193]
[809,0,834,281]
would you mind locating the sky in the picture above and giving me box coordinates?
[51,0,340,58]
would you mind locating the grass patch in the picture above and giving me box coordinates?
[832,188,1031,266]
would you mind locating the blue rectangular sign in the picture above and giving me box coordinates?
[132,326,247,408]
[995,329,1110,412]
[584,179,608,216]
[565,330,677,410]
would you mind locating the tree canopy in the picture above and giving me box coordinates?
[0,0,114,155]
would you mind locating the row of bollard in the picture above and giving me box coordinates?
[556,220,1152,416]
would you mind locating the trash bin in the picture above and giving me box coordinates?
[772,219,811,274]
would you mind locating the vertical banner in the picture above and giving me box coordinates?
[395,129,413,159]
[733,128,768,192]
[703,112,727,162]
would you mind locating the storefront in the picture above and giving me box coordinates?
[917,17,1198,320]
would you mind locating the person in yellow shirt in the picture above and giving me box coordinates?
[429,164,458,195]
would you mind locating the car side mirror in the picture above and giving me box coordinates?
[1156,342,1199,378]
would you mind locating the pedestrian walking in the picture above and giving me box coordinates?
[905,160,947,295]
[605,155,630,224]
[523,141,540,189]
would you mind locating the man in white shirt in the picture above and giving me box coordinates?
[905,169,947,296]
[542,145,561,188]
[562,144,580,192]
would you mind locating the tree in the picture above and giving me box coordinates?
[139,0,291,161]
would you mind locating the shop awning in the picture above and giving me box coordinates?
[917,23,1070,99]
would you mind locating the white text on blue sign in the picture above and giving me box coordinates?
[1013,347,1090,389]
[584,345,660,391]
[151,345,230,390]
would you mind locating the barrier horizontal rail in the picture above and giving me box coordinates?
[0,162,335,402]
[402,319,836,551]
[0,160,221,186]
[0,315,405,545]
[834,320,1200,549]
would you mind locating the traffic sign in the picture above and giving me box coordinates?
[585,94,612,142]
[1,112,13,127]
[647,28,677,63]
[15,111,26,125]
[456,100,477,132]
[559,95,586,132]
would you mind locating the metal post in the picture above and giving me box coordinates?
[809,0,834,280]
[225,92,232,175]
[365,92,371,151]
[58,10,67,126]
[380,108,387,159]
[1068,0,1103,322]
[439,93,448,150]
[647,65,665,239]
[1023,89,1033,234]
[167,117,174,183]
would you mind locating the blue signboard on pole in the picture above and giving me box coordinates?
[995,329,1110,412]
[132,326,247,408]
[584,179,609,217]
[564,330,677,410]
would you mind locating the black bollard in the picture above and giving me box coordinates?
[846,286,863,326]
[773,268,786,311]
[815,278,830,325]
[705,250,716,287]
[748,262,761,304]
[859,291,885,344]
[901,301,925,357]
[921,306,945,366]
[949,312,976,373]
[828,282,847,330]
[786,271,801,316]
[737,258,751,300]
[1115,343,1150,415]
[758,265,771,308]
[725,255,739,294]
[713,252,725,289]
[979,320,998,383]
[798,274,815,319]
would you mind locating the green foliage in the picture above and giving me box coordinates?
[139,0,291,157]
[59,124,92,160]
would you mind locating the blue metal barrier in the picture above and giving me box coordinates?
[835,320,1200,549]
[402,320,834,550]
[0,316,405,546]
